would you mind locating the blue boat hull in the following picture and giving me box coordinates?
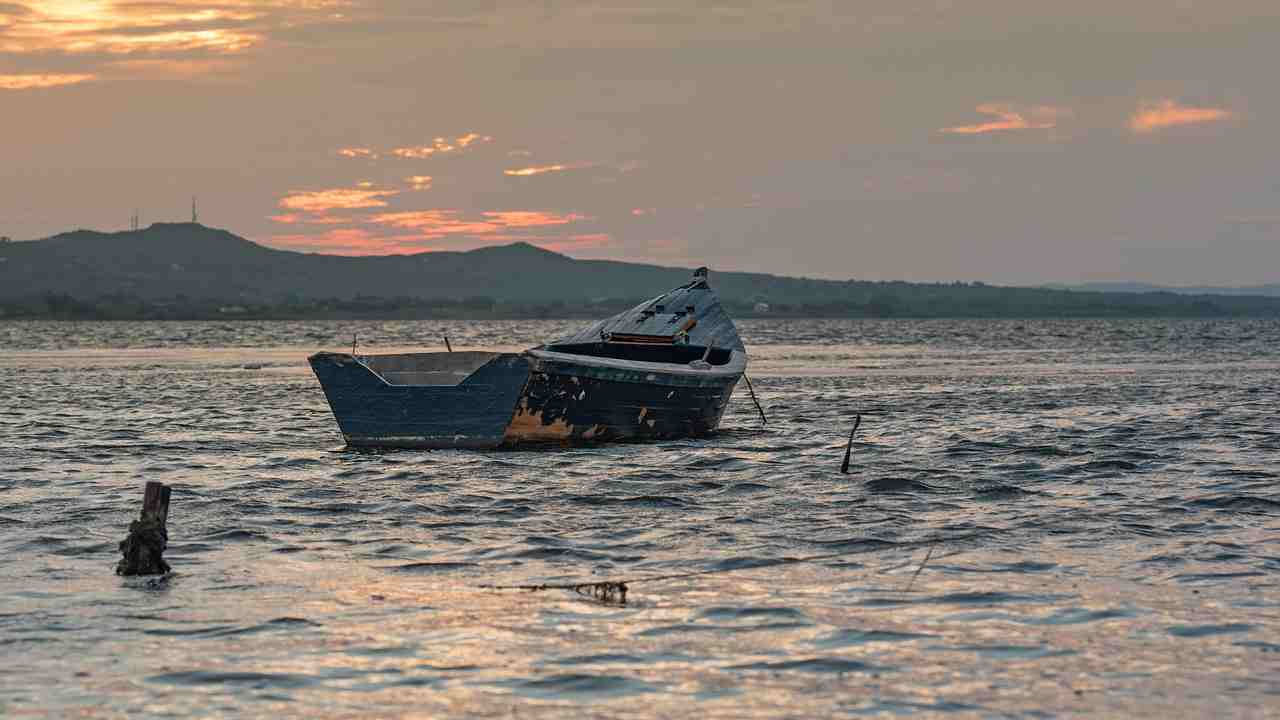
[308,351,739,449]
[308,352,532,449]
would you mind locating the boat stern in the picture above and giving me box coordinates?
[308,351,531,449]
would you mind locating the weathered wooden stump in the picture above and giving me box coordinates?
[116,481,172,576]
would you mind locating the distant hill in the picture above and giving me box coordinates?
[3,223,1280,319]
[0,223,750,303]
[1052,282,1280,298]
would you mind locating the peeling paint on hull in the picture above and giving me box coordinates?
[501,363,739,447]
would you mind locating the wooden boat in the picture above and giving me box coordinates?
[308,268,746,449]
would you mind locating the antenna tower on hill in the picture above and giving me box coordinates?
[130,209,139,231]
[191,196,198,224]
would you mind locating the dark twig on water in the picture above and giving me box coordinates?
[481,532,988,605]
[840,414,862,474]
[117,481,172,576]
[444,335,452,352]
[903,542,936,593]
[742,374,767,427]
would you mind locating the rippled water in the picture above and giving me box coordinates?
[2,319,1278,717]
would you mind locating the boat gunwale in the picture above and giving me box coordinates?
[309,350,522,389]
[526,346,746,378]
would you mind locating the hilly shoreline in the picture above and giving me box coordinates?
[2,223,1279,320]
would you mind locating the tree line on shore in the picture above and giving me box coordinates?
[2,287,1276,321]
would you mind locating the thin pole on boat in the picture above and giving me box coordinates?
[351,333,357,356]
[444,335,452,352]
[742,374,767,427]
[701,335,718,363]
[840,414,862,474]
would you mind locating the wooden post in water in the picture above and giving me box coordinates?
[116,481,172,576]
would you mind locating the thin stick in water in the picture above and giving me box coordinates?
[904,542,935,593]
[444,335,452,352]
[840,414,862,474]
[743,374,767,427]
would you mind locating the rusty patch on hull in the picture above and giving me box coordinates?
[503,396,581,443]
[501,369,737,447]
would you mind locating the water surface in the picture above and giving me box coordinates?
[2,319,1278,717]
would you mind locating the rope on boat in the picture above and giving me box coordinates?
[479,531,986,605]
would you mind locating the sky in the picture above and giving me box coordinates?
[1,1,1278,285]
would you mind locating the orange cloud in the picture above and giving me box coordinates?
[0,2,355,82]
[0,73,95,90]
[269,205,606,255]
[941,103,1064,135]
[368,209,587,237]
[277,186,398,213]
[1129,100,1233,133]
[269,228,437,256]
[369,210,501,235]
[390,147,440,159]
[389,133,492,159]
[337,147,376,159]
[406,175,432,190]
[504,163,593,176]
[504,164,569,176]
[0,3,263,55]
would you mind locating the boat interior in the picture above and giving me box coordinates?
[545,342,734,366]
[359,351,502,386]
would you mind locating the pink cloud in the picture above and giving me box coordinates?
[269,212,348,225]
[269,228,441,255]
[940,103,1065,135]
[482,210,586,227]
